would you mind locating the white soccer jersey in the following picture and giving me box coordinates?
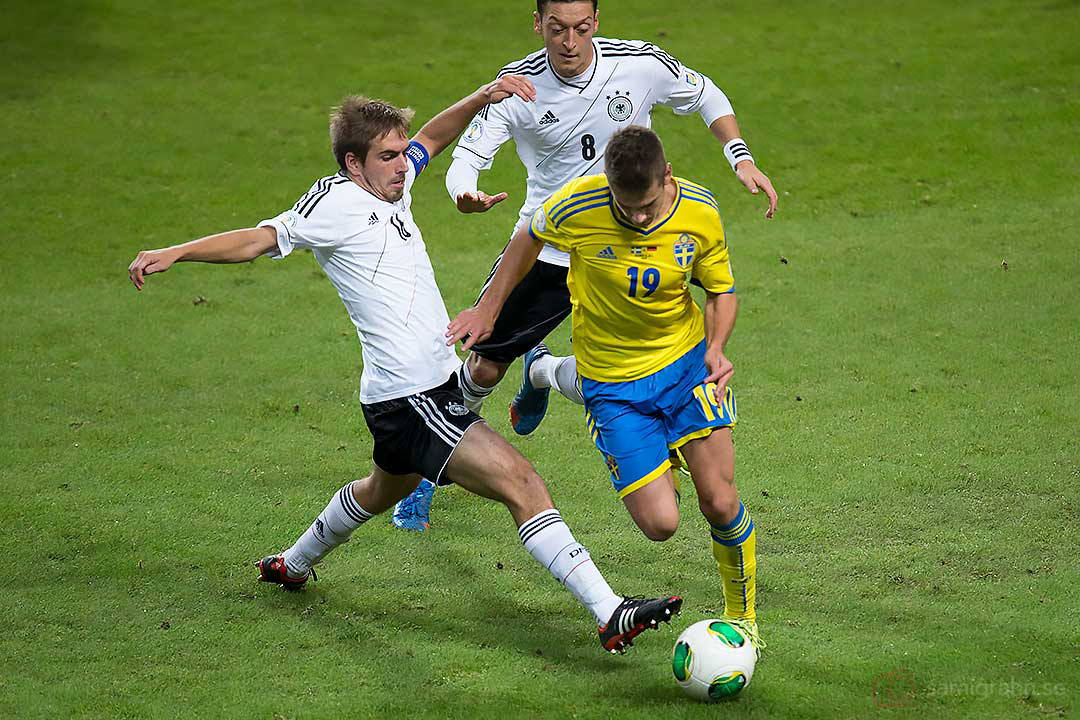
[451,37,734,266]
[258,143,461,404]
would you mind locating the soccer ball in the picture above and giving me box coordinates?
[672,619,756,701]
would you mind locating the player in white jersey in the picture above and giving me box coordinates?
[127,79,682,654]
[391,0,778,529]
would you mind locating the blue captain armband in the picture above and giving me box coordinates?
[405,141,430,176]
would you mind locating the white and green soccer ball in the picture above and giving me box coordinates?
[672,619,756,701]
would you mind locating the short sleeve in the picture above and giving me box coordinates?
[690,218,735,294]
[450,102,513,171]
[645,44,732,125]
[258,200,344,259]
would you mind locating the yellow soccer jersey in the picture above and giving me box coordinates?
[529,174,734,382]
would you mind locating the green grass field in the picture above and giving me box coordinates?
[2,1,1078,718]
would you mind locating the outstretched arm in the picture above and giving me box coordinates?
[702,290,738,402]
[412,75,535,160]
[127,226,277,290]
[708,115,778,219]
[445,224,544,351]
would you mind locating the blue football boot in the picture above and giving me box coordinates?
[391,479,436,531]
[509,344,552,436]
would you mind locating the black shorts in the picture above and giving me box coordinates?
[360,374,484,484]
[471,257,571,364]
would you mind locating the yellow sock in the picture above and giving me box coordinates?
[710,501,757,621]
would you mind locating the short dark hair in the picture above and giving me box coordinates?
[536,0,598,15]
[329,96,415,172]
[604,126,667,193]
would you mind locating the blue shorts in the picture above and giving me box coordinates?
[581,340,737,498]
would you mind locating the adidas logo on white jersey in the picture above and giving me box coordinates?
[538,110,560,126]
[368,212,379,225]
[596,246,616,259]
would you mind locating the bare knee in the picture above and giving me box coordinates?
[358,471,422,514]
[467,353,509,388]
[644,524,678,542]
[622,477,680,541]
[637,514,679,542]
[698,491,740,527]
[495,455,552,517]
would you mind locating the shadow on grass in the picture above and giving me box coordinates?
[254,573,623,665]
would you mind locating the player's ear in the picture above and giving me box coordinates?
[593,9,599,32]
[533,11,542,35]
[664,163,673,183]
[345,151,364,176]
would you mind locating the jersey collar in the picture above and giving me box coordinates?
[609,179,682,236]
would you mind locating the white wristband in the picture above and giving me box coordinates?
[723,138,754,171]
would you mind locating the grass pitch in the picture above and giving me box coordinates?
[1,1,1078,718]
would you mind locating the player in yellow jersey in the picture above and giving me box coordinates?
[447,126,763,655]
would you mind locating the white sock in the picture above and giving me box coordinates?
[518,509,622,624]
[529,353,584,405]
[283,481,373,577]
[458,362,494,414]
